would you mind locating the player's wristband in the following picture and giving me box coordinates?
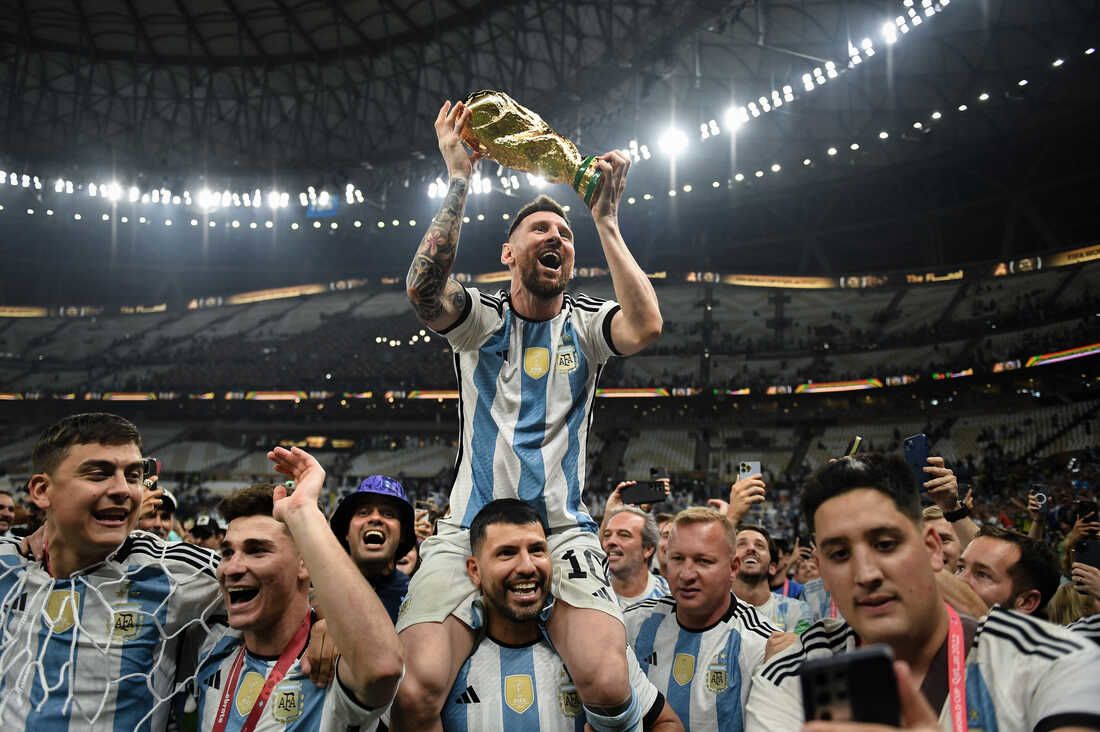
[944,504,971,522]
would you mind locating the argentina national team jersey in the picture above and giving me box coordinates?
[624,594,774,732]
[441,636,660,732]
[196,630,387,732]
[747,607,1100,731]
[0,531,224,730]
[437,288,621,532]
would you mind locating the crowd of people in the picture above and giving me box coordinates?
[0,101,1097,732]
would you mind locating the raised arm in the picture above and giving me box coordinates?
[406,101,479,332]
[269,447,403,708]
[586,150,663,356]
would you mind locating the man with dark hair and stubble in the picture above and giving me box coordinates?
[395,100,663,732]
[746,453,1100,732]
[956,525,1061,618]
[0,489,16,537]
[0,412,225,729]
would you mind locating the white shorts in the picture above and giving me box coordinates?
[395,525,622,632]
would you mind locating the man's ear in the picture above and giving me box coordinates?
[298,555,310,584]
[923,523,945,572]
[27,473,50,510]
[1013,588,1042,616]
[466,556,481,589]
[501,242,513,266]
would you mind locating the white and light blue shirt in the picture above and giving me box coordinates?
[0,531,223,730]
[753,591,813,635]
[441,635,660,732]
[195,629,387,731]
[624,594,774,732]
[617,572,670,609]
[438,288,620,532]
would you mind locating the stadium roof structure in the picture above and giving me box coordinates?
[0,0,1098,303]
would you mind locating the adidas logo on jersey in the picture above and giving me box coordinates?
[643,651,658,666]
[204,669,222,690]
[454,685,481,704]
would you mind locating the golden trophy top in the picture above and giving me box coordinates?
[459,90,591,190]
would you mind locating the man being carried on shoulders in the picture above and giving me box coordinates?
[395,100,662,731]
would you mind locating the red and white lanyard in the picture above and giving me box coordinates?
[945,603,968,732]
[212,614,311,732]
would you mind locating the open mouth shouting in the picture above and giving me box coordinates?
[537,249,562,272]
[507,578,544,605]
[360,529,387,549]
[226,585,261,609]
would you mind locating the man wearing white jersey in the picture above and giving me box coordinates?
[0,412,224,729]
[624,508,778,732]
[196,449,402,731]
[602,505,670,608]
[442,499,681,731]
[732,525,812,635]
[396,99,662,731]
[746,453,1100,732]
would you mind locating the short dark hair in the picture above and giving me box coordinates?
[506,195,570,240]
[218,483,279,524]
[802,453,921,535]
[736,524,778,566]
[32,413,142,474]
[469,499,545,555]
[977,525,1060,615]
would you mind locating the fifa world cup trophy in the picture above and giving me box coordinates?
[459,90,603,205]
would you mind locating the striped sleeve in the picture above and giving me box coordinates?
[569,293,621,361]
[436,287,505,351]
[1067,613,1100,646]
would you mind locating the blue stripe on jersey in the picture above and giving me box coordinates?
[442,656,472,732]
[633,611,666,674]
[514,320,552,526]
[965,663,999,732]
[461,315,511,527]
[196,634,242,720]
[28,581,84,731]
[114,564,173,732]
[667,629,703,729]
[560,318,596,531]
[716,624,744,731]
[500,643,539,730]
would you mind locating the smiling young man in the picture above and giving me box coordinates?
[732,525,812,635]
[442,499,681,731]
[0,412,224,729]
[746,454,1100,732]
[624,508,777,731]
[396,100,662,731]
[329,475,417,623]
[955,525,1060,618]
[197,449,403,730]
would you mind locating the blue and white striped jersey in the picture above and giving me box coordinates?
[437,288,621,532]
[617,572,670,609]
[195,630,387,732]
[753,591,813,635]
[0,531,224,730]
[623,594,775,732]
[441,635,660,732]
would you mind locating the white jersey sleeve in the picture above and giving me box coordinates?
[436,287,506,351]
[319,657,392,731]
[565,293,621,363]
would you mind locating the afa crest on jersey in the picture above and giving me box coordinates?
[555,346,578,374]
[673,653,696,686]
[505,674,535,713]
[111,605,143,641]
[272,681,303,723]
[523,347,550,379]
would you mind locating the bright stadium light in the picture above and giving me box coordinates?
[657,127,689,157]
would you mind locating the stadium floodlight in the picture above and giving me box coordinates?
[711,181,720,188]
[683,184,693,192]
[354,220,362,228]
[265,220,274,229]
[409,220,416,227]
[139,216,147,224]
[190,219,198,226]
[850,142,860,150]
[120,216,128,223]
[299,192,309,206]
[280,192,290,208]
[249,221,257,229]
[45,209,53,216]
[931,111,942,119]
[1017,79,1028,87]
[657,127,689,157]
[1052,58,1064,67]
[291,222,299,230]
[734,173,745,182]
[754,170,764,178]
[377,221,385,228]
[803,158,812,166]
[73,213,81,220]
[313,221,321,229]
[330,222,338,230]
[827,146,838,156]
[208,220,216,227]
[89,182,98,197]
[165,219,173,226]
[26,208,34,215]
[231,220,240,228]
[978,92,990,101]
[1087,48,1096,55]
[770,163,781,173]
[54,179,64,193]
[878,131,889,140]
[958,104,968,111]
[126,185,138,202]
[66,181,73,194]
[101,213,109,221]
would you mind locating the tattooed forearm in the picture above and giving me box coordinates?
[406,177,468,323]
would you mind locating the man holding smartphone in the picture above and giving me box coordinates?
[746,453,1100,731]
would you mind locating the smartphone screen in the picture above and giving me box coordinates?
[619,482,668,505]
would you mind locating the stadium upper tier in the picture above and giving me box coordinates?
[0,258,1094,393]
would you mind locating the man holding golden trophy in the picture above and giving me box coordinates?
[395,90,667,730]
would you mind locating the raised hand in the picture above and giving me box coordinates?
[727,473,767,524]
[435,101,480,180]
[588,149,630,220]
[923,457,959,510]
[267,446,326,522]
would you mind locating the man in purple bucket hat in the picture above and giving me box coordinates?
[330,475,417,623]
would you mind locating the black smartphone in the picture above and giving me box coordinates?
[903,434,930,491]
[844,436,862,458]
[620,482,668,506]
[1076,538,1100,570]
[649,466,669,481]
[141,457,161,479]
[1075,499,1099,525]
[800,645,900,725]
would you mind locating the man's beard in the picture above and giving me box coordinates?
[486,580,549,624]
[737,566,769,585]
[520,263,570,298]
